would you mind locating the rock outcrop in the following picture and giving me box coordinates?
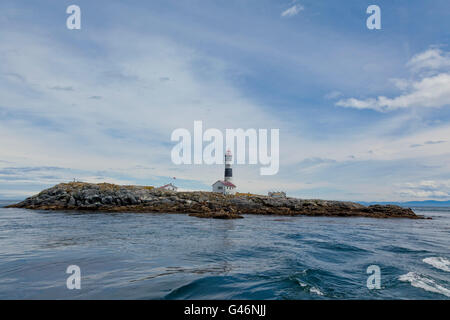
[6,182,424,219]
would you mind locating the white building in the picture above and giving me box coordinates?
[212,149,237,195]
[158,183,178,191]
[212,180,236,195]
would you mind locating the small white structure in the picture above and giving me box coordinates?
[213,180,236,195]
[158,183,178,191]
[268,191,286,198]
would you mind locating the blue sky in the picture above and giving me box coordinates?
[0,0,449,201]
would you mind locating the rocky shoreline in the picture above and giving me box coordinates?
[5,182,425,220]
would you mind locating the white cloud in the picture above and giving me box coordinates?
[389,78,410,90]
[398,180,450,199]
[336,48,450,112]
[281,4,304,17]
[336,73,450,112]
[407,48,450,73]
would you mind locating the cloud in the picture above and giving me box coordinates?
[409,140,446,148]
[397,180,450,199]
[0,27,292,198]
[296,157,337,173]
[336,73,450,112]
[324,90,342,100]
[389,78,410,90]
[49,85,74,91]
[0,166,132,185]
[424,140,446,145]
[1,2,449,202]
[281,4,304,17]
[336,48,450,112]
[407,48,450,73]
[2,72,26,83]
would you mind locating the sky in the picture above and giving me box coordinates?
[0,0,449,201]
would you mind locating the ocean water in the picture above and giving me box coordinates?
[0,200,448,300]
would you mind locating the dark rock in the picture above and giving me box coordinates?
[189,210,244,219]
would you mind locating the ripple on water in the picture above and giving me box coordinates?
[0,206,449,299]
[422,257,450,272]
[399,272,450,298]
[164,275,273,300]
[379,245,430,254]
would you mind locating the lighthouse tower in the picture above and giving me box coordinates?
[212,149,236,194]
[224,149,233,182]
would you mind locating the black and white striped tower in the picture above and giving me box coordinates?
[224,149,232,182]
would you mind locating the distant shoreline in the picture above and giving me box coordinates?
[358,200,450,208]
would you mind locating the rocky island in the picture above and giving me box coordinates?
[5,182,424,220]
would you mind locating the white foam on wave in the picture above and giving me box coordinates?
[423,257,450,272]
[296,280,307,287]
[399,272,450,297]
[309,287,324,296]
[295,279,324,296]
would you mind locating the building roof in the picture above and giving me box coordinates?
[214,180,236,188]
[158,183,177,189]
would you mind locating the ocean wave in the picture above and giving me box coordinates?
[379,245,429,254]
[423,257,450,272]
[295,279,324,296]
[399,272,450,297]
[309,287,324,296]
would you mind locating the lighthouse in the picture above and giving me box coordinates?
[224,149,233,182]
[212,149,236,195]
